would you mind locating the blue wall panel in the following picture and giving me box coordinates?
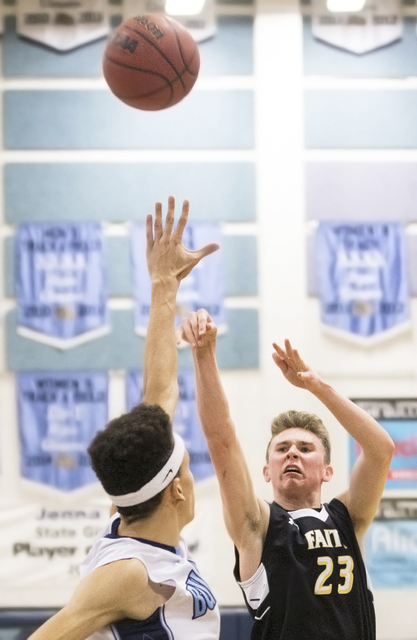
[5,235,258,297]
[305,90,417,148]
[3,16,253,78]
[305,163,417,222]
[4,89,254,150]
[304,18,417,78]
[5,163,256,222]
[6,309,259,370]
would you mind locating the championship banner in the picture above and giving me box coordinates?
[131,222,226,336]
[316,223,410,344]
[16,223,110,349]
[127,370,214,482]
[17,371,108,493]
[311,0,402,55]
[350,399,417,489]
[123,0,216,43]
[365,498,417,588]
[16,0,109,52]
[0,503,110,604]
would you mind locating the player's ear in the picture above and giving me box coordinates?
[323,465,333,483]
[170,476,186,503]
[263,464,271,483]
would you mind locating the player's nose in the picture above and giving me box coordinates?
[287,446,299,458]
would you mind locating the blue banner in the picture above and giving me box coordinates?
[131,222,226,335]
[16,223,109,348]
[17,371,108,491]
[316,223,409,343]
[350,399,417,490]
[365,517,417,588]
[126,370,214,482]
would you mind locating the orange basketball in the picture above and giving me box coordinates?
[102,14,200,111]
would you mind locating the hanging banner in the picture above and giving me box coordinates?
[365,498,417,588]
[16,223,109,349]
[311,0,402,55]
[350,399,417,489]
[123,0,216,43]
[0,503,110,605]
[17,371,108,493]
[16,0,109,51]
[131,222,226,337]
[127,370,214,482]
[316,223,410,345]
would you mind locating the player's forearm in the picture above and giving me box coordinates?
[192,346,236,443]
[312,381,394,460]
[143,279,179,407]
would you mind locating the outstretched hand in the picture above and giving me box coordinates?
[272,340,323,393]
[146,196,219,283]
[176,309,217,349]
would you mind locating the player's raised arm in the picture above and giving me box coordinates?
[143,198,219,420]
[272,340,395,542]
[177,309,269,581]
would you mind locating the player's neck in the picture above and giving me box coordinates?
[273,489,322,512]
[117,506,182,548]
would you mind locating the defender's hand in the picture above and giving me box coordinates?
[176,309,218,349]
[146,197,219,284]
[272,339,323,393]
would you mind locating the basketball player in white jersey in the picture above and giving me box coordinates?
[29,198,220,640]
[177,309,395,640]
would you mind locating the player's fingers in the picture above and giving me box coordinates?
[272,342,288,361]
[196,308,210,335]
[192,243,220,263]
[154,202,163,240]
[272,351,287,371]
[174,200,189,240]
[284,338,295,360]
[145,214,154,248]
[182,316,198,347]
[164,195,175,236]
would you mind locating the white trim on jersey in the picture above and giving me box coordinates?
[288,505,330,522]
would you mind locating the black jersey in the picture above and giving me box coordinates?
[234,499,375,640]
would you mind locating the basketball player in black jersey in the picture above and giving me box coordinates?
[177,309,395,640]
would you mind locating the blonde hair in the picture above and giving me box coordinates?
[267,410,331,465]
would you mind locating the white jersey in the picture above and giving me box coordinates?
[80,513,220,640]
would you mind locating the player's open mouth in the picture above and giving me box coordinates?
[284,467,302,474]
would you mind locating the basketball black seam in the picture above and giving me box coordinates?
[104,53,175,101]
[165,16,199,79]
[125,24,186,92]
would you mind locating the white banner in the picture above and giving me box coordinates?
[311,0,402,54]
[17,0,109,52]
[0,503,110,605]
[123,0,216,43]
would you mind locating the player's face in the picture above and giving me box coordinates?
[264,428,332,499]
[179,450,195,525]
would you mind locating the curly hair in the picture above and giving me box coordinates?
[88,403,175,523]
[266,410,331,465]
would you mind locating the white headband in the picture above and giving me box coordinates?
[107,433,185,507]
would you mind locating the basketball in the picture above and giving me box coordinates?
[102,14,200,111]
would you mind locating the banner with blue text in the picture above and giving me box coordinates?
[126,370,214,482]
[316,222,409,344]
[365,498,417,588]
[131,222,226,336]
[17,371,108,493]
[16,223,109,349]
